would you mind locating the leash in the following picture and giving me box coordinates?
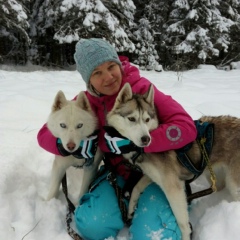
[61,174,83,240]
[198,137,217,192]
[187,137,217,202]
[60,157,94,240]
[106,171,130,225]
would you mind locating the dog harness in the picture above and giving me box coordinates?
[176,120,214,181]
[176,120,215,203]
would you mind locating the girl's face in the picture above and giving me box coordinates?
[89,61,122,96]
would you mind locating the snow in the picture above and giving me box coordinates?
[230,61,240,70]
[2,4,10,14]
[0,64,240,240]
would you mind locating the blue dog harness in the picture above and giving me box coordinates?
[176,120,214,182]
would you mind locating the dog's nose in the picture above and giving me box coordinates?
[141,136,150,145]
[67,142,76,151]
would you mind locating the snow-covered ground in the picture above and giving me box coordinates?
[0,64,240,240]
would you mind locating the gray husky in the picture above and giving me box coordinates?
[106,82,240,240]
[46,90,102,201]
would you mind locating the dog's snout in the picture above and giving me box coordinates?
[141,136,150,145]
[67,142,76,151]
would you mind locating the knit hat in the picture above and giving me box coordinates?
[74,38,121,84]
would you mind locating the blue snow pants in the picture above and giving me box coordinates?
[74,167,181,240]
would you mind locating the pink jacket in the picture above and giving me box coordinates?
[37,56,197,179]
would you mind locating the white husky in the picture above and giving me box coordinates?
[46,90,102,201]
[106,83,240,240]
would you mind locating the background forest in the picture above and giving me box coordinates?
[1,0,240,70]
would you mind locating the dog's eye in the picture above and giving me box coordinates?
[145,118,150,123]
[76,123,83,129]
[128,117,135,122]
[60,123,66,128]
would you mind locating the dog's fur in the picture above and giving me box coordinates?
[46,90,102,201]
[106,83,240,240]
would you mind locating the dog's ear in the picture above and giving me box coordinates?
[76,91,92,111]
[144,84,154,106]
[52,90,68,111]
[117,83,132,103]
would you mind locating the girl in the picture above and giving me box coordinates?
[37,38,197,240]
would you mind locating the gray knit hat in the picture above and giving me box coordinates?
[74,38,121,84]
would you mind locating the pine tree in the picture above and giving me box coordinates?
[0,0,30,64]
[28,0,136,66]
[163,0,205,69]
[130,0,160,70]
[1,0,239,68]
[163,0,240,69]
[52,0,136,50]
[131,18,159,70]
[142,0,172,69]
[217,0,240,65]
[27,0,64,66]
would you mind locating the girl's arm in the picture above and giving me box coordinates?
[37,123,60,155]
[144,86,197,153]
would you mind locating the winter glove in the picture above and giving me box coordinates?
[104,126,143,155]
[57,130,99,164]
